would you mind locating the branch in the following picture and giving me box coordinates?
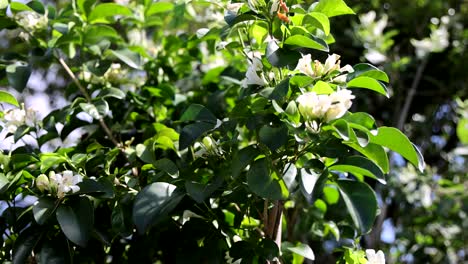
[57,56,121,148]
[396,55,429,130]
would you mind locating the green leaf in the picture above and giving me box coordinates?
[329,156,386,184]
[40,153,67,172]
[305,12,330,35]
[370,127,425,171]
[132,182,184,234]
[312,80,334,94]
[179,121,215,150]
[180,104,217,123]
[269,78,290,100]
[313,0,355,17]
[0,90,19,106]
[146,2,174,15]
[84,25,121,44]
[259,124,288,152]
[342,112,377,130]
[0,173,8,193]
[88,3,132,24]
[232,145,260,177]
[185,176,222,204]
[33,197,56,225]
[345,142,389,173]
[457,118,468,144]
[247,158,289,200]
[99,87,126,99]
[56,197,94,247]
[337,179,377,234]
[285,243,315,261]
[347,76,388,97]
[107,49,142,69]
[284,35,329,52]
[347,63,389,83]
[250,21,268,44]
[12,228,41,264]
[266,42,302,69]
[9,2,33,13]
[79,101,107,120]
[39,241,70,264]
[153,158,178,178]
[6,61,31,92]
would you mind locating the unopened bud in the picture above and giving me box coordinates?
[36,174,50,192]
[202,136,214,151]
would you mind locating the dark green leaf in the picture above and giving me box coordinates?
[247,158,289,200]
[39,241,70,264]
[6,61,31,92]
[56,197,94,247]
[337,179,377,234]
[12,228,41,264]
[259,124,288,151]
[269,78,290,100]
[232,145,260,177]
[179,122,215,150]
[180,104,217,123]
[266,41,302,69]
[133,182,184,234]
[33,197,56,225]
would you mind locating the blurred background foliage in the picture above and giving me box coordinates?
[0,0,466,263]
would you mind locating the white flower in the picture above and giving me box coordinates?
[296,89,354,123]
[2,107,37,134]
[323,54,341,74]
[364,49,387,64]
[295,54,315,77]
[365,249,385,264]
[411,24,449,58]
[325,89,355,122]
[49,170,83,198]
[241,57,267,88]
[14,11,48,32]
[297,92,331,121]
[360,11,376,27]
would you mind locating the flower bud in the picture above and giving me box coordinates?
[202,136,214,151]
[36,174,50,192]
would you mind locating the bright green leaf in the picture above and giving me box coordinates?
[285,243,315,261]
[347,63,389,83]
[329,156,386,184]
[347,76,388,97]
[345,142,389,173]
[0,91,19,106]
[305,12,330,35]
[313,0,355,17]
[457,118,468,144]
[284,35,329,52]
[88,3,132,24]
[370,127,425,171]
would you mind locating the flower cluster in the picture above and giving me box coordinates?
[411,17,450,58]
[36,170,83,199]
[297,89,355,123]
[1,107,37,134]
[295,54,354,83]
[365,249,385,264]
[14,11,48,33]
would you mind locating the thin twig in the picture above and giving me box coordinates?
[57,56,121,148]
[396,55,429,130]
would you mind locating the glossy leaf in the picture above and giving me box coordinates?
[347,63,389,83]
[370,127,425,171]
[0,90,19,106]
[347,76,388,97]
[6,61,31,92]
[285,243,315,261]
[313,0,355,17]
[247,158,289,200]
[337,179,377,234]
[33,197,56,225]
[306,12,330,35]
[259,124,288,151]
[180,104,217,123]
[329,156,386,184]
[107,49,142,69]
[179,121,215,150]
[232,145,260,177]
[345,142,389,173]
[88,3,132,24]
[12,228,41,264]
[284,35,329,52]
[56,197,94,247]
[132,182,184,234]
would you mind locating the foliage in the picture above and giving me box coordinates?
[2,0,459,263]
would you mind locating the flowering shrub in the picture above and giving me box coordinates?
[0,0,426,263]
